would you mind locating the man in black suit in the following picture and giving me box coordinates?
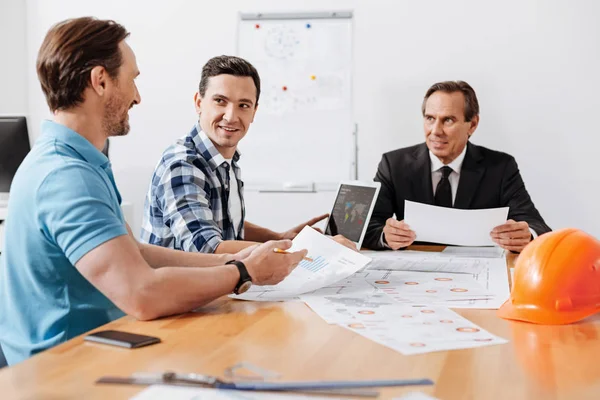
[364,81,551,252]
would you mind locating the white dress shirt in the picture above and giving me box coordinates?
[224,159,243,236]
[430,146,467,206]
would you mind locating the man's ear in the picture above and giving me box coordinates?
[89,66,107,96]
[250,103,259,123]
[194,91,202,114]
[468,115,480,138]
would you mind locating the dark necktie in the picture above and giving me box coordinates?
[434,166,453,208]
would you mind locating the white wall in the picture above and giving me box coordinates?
[24,0,600,238]
[0,0,27,115]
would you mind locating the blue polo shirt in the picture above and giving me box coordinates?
[0,120,128,365]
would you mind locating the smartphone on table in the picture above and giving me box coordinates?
[84,330,161,349]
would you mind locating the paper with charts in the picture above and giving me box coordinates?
[231,226,371,300]
[302,296,507,355]
[364,251,510,309]
[441,246,505,258]
[130,385,344,400]
[363,250,488,274]
[404,200,509,246]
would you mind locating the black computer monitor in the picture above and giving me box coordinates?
[0,116,31,193]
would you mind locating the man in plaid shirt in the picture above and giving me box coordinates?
[141,56,353,254]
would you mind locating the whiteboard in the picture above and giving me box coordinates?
[237,11,354,192]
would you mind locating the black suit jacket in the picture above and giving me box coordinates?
[363,142,551,250]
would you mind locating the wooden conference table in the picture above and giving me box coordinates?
[0,246,599,400]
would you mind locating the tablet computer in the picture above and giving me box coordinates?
[324,181,381,249]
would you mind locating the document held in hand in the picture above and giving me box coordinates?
[232,226,372,298]
[404,200,509,246]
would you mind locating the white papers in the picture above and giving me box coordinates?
[231,226,371,299]
[301,280,396,324]
[404,200,508,246]
[440,257,510,309]
[130,385,344,400]
[363,250,487,274]
[313,302,507,355]
[320,253,510,309]
[442,246,505,258]
[364,270,494,304]
[302,269,509,355]
[302,252,510,314]
[231,287,301,302]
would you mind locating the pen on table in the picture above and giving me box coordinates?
[273,248,313,262]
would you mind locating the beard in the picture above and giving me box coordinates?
[103,93,130,137]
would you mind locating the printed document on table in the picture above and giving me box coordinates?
[362,257,510,309]
[231,286,301,302]
[231,226,371,299]
[335,303,508,355]
[442,246,505,258]
[363,250,487,274]
[404,200,508,246]
[436,257,510,309]
[364,270,494,303]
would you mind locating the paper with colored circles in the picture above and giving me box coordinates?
[364,252,510,309]
[334,303,507,355]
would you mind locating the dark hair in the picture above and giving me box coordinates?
[422,81,480,122]
[199,55,261,104]
[37,17,130,112]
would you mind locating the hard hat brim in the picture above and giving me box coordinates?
[498,299,599,325]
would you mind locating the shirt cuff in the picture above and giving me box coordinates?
[529,227,538,239]
[379,231,391,249]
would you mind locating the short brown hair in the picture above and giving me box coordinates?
[199,55,261,104]
[422,81,480,122]
[37,17,130,112]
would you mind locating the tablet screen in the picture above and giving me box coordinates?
[325,184,378,242]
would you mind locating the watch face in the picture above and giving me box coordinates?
[237,281,252,294]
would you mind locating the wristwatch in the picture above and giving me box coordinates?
[226,260,253,294]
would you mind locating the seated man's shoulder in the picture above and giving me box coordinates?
[30,146,106,188]
[40,161,111,197]
[470,143,517,166]
[382,143,427,164]
[155,136,209,176]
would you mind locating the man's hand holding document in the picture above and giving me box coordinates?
[404,200,509,247]
[232,226,372,300]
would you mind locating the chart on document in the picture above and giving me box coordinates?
[230,226,371,300]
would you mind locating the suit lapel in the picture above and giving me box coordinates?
[410,144,434,204]
[455,142,485,209]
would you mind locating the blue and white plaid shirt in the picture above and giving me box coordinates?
[140,123,245,253]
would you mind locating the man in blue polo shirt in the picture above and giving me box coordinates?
[0,17,306,366]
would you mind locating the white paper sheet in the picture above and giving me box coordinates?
[363,250,487,275]
[404,200,509,246]
[432,257,510,309]
[231,286,302,302]
[364,270,494,304]
[231,226,371,299]
[334,304,508,355]
[130,385,346,400]
[442,246,505,258]
[302,286,396,324]
[356,254,509,309]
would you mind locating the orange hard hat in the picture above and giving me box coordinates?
[498,228,600,325]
